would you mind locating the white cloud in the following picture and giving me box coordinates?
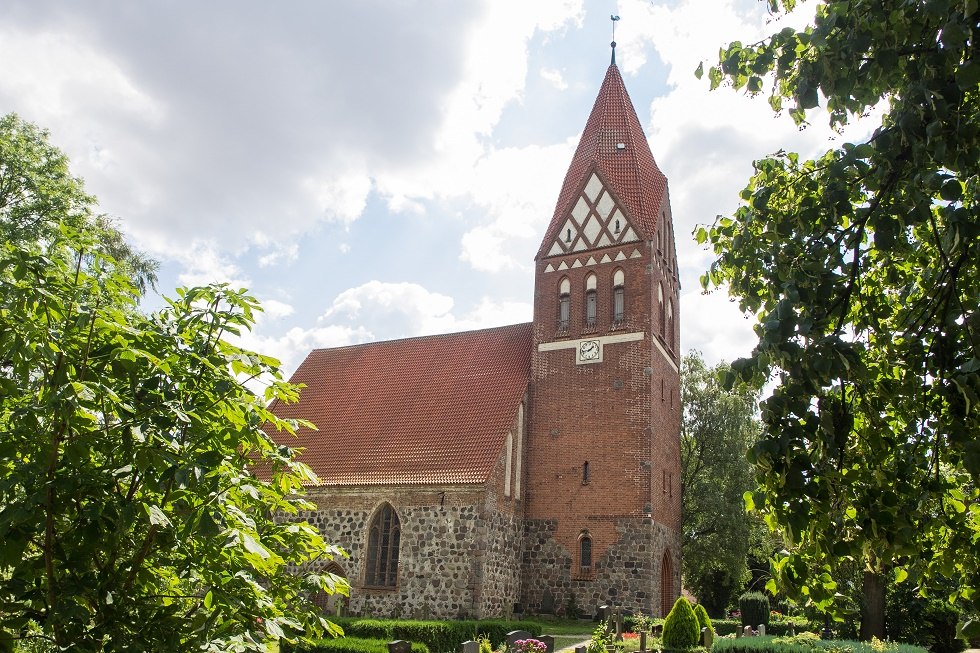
[540,67,568,90]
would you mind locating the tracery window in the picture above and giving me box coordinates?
[658,284,666,338]
[365,503,400,588]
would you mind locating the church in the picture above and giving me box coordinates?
[269,51,683,620]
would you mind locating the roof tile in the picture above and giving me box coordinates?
[267,323,533,486]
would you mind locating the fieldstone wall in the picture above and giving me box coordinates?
[521,517,680,617]
[296,485,523,620]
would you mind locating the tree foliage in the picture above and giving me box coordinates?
[0,114,347,651]
[681,353,760,616]
[663,597,701,650]
[696,0,980,623]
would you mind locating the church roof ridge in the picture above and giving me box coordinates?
[308,321,534,354]
[536,63,668,259]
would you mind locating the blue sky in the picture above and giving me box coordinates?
[0,0,866,377]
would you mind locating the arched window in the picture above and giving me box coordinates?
[661,552,673,617]
[658,284,666,338]
[557,277,571,332]
[582,461,590,484]
[578,531,593,576]
[365,503,400,588]
[584,273,597,328]
[667,298,675,348]
[612,269,625,324]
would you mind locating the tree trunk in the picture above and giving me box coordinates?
[860,570,886,640]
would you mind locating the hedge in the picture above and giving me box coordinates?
[326,618,544,653]
[624,617,813,638]
[712,635,929,653]
[288,637,429,653]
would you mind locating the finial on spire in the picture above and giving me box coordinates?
[610,15,620,65]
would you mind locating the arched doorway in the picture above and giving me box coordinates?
[313,562,349,616]
[660,552,673,617]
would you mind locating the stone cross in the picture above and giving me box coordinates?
[388,641,411,653]
[460,641,479,653]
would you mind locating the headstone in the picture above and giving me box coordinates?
[575,647,587,653]
[539,635,555,653]
[702,628,714,650]
[513,603,524,618]
[506,631,533,650]
[743,626,753,638]
[460,641,479,653]
[541,590,556,614]
[388,641,411,653]
[652,624,663,637]
[758,625,766,637]
[597,605,609,622]
[788,624,795,636]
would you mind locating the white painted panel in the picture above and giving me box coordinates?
[597,233,612,247]
[615,250,627,261]
[596,190,615,218]
[558,261,569,270]
[583,215,602,244]
[600,254,612,263]
[621,226,639,242]
[572,197,589,223]
[571,259,583,268]
[544,263,555,272]
[584,173,603,201]
[548,242,563,257]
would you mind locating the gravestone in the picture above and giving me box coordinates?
[743,626,753,638]
[788,624,795,637]
[702,628,714,649]
[597,605,609,622]
[539,635,555,653]
[575,647,587,653]
[460,641,479,653]
[541,590,556,614]
[506,631,533,650]
[758,625,766,637]
[389,641,411,653]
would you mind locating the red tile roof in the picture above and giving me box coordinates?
[537,63,668,259]
[268,323,533,486]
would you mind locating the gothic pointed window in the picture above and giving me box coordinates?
[558,277,571,332]
[584,273,597,328]
[365,503,400,588]
[612,269,625,324]
[667,299,675,349]
[578,531,594,578]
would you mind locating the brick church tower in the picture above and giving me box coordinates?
[521,54,682,616]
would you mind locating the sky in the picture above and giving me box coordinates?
[0,0,866,378]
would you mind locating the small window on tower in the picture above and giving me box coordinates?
[658,284,666,338]
[585,273,597,328]
[558,277,571,332]
[582,461,590,485]
[612,269,625,324]
[578,531,594,578]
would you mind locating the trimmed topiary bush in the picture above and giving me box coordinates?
[694,603,714,641]
[663,597,701,650]
[739,592,771,629]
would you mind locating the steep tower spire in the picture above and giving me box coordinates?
[536,63,669,260]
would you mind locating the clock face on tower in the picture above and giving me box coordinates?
[578,339,601,363]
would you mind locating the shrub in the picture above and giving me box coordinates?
[695,604,715,640]
[739,593,771,629]
[709,619,812,638]
[287,636,429,653]
[326,619,542,653]
[711,635,929,653]
[663,597,702,650]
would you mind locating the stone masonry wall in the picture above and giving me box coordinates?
[521,516,679,617]
[297,481,524,620]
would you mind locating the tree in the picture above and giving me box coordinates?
[696,0,980,637]
[680,353,760,617]
[0,114,347,651]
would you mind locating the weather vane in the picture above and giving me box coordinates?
[610,14,620,64]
